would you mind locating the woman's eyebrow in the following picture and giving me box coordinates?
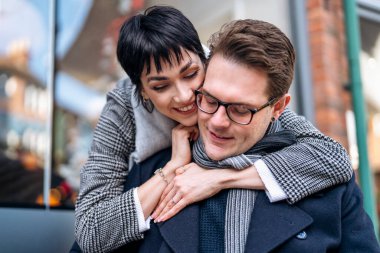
[179,60,194,74]
[147,76,168,82]
[146,60,195,82]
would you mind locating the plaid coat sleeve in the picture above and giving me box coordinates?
[262,108,353,204]
[74,80,143,253]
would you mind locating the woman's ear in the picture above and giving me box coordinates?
[272,94,291,120]
[141,88,149,100]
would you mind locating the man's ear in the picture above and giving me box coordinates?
[272,94,291,120]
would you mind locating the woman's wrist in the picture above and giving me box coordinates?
[216,166,265,190]
[161,160,182,181]
[209,168,236,190]
[164,160,184,174]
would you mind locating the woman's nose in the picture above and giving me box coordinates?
[173,85,193,103]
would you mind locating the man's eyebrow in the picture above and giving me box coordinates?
[203,88,258,108]
[202,89,220,101]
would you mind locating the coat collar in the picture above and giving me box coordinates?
[157,192,313,253]
[244,192,313,253]
[158,203,200,253]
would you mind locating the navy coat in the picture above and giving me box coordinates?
[71,147,380,253]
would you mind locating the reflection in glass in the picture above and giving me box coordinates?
[0,71,47,206]
[0,0,53,207]
[52,0,144,208]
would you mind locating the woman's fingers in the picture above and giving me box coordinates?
[159,180,174,202]
[175,166,187,175]
[152,186,177,219]
[156,198,187,222]
[152,189,181,222]
[152,166,187,219]
[190,127,199,141]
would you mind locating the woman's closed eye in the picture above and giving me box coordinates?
[152,84,169,92]
[183,70,199,80]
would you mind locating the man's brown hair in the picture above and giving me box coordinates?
[207,19,296,99]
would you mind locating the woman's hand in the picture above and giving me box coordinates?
[151,163,222,222]
[169,124,199,170]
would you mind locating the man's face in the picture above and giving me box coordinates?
[198,55,275,161]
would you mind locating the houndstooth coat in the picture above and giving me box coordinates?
[75,78,353,253]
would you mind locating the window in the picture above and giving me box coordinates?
[0,0,143,208]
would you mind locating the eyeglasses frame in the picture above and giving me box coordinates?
[194,89,278,125]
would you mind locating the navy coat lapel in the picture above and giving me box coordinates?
[244,192,313,253]
[158,203,200,253]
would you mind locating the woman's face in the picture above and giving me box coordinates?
[140,49,205,126]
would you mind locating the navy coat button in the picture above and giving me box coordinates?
[296,231,307,240]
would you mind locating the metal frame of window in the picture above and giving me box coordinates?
[288,0,315,124]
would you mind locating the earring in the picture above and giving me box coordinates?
[142,97,154,112]
[271,117,276,122]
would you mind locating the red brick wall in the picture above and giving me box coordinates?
[307,0,351,149]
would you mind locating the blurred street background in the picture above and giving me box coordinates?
[0,0,380,252]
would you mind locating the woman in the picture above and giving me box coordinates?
[75,6,353,253]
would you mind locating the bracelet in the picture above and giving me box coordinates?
[154,168,169,184]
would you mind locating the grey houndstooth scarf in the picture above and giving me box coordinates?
[193,120,296,253]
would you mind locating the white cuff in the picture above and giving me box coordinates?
[254,159,288,202]
[133,188,151,232]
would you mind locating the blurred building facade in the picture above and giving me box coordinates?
[0,0,379,252]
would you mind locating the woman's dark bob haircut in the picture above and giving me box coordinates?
[117,6,206,104]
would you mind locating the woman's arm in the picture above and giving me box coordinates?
[152,163,265,222]
[263,108,353,203]
[137,124,198,219]
[75,86,142,253]
[153,108,353,221]
[75,88,195,253]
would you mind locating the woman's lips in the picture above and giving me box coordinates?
[174,103,197,115]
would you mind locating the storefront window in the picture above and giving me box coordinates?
[0,0,50,206]
[0,0,144,208]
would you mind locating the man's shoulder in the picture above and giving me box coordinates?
[296,175,358,209]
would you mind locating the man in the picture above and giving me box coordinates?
[118,19,379,252]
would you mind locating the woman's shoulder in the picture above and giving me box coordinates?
[99,77,136,129]
[107,77,134,108]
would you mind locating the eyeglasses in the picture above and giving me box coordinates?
[195,90,278,125]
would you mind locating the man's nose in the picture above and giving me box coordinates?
[209,105,231,128]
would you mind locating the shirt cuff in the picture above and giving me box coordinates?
[133,188,151,232]
[254,159,288,202]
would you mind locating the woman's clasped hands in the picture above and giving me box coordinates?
[151,124,223,223]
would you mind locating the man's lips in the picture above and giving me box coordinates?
[209,130,233,142]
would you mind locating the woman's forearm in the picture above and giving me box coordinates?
[137,161,178,219]
[213,165,265,191]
